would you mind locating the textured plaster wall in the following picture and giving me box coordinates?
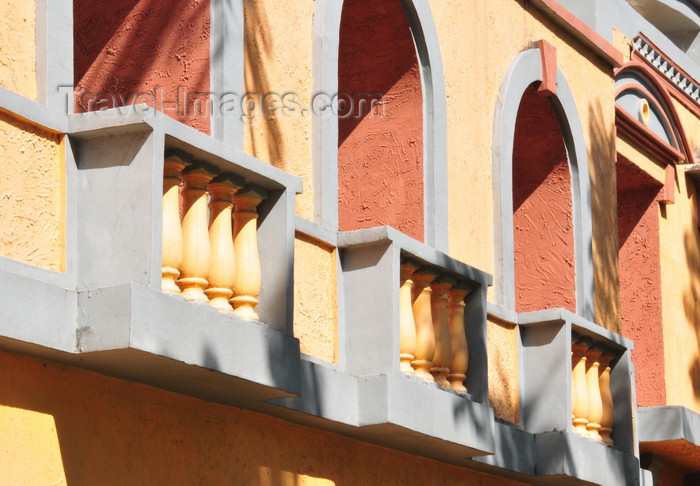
[243,0,315,220]
[428,0,619,328]
[0,112,63,271]
[74,0,210,133]
[0,0,36,100]
[512,86,575,313]
[487,316,520,423]
[294,233,338,363]
[337,0,424,241]
[0,351,528,486]
[616,155,665,407]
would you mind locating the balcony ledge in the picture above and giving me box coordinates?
[0,262,301,406]
[268,358,495,464]
[638,406,700,471]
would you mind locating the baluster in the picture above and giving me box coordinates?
[571,334,591,435]
[447,285,470,392]
[399,259,420,374]
[599,351,616,445]
[205,173,244,312]
[585,344,604,441]
[231,185,269,320]
[178,161,219,301]
[161,148,192,293]
[431,276,455,388]
[411,268,439,381]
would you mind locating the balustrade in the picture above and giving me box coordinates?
[570,331,618,444]
[160,149,267,320]
[398,257,471,393]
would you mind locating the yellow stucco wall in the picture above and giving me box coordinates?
[294,232,338,363]
[0,0,36,100]
[0,350,528,486]
[0,112,64,272]
[487,316,520,423]
[243,0,315,221]
[430,0,619,330]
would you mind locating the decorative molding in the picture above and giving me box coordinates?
[537,39,557,96]
[633,35,700,105]
[615,105,685,166]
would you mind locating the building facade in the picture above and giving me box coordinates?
[0,0,699,485]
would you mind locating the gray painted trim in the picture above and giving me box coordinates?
[67,108,303,194]
[311,0,449,251]
[210,0,245,147]
[400,0,449,251]
[637,406,700,445]
[294,216,338,247]
[0,87,68,133]
[492,48,595,321]
[35,0,73,111]
[338,226,492,286]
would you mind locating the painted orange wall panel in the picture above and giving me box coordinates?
[487,316,520,423]
[0,351,528,486]
[74,0,210,133]
[0,112,64,271]
[0,0,36,100]
[616,156,665,407]
[294,233,338,363]
[243,0,315,220]
[512,87,575,313]
[337,0,424,241]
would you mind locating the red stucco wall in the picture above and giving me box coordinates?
[74,0,210,133]
[337,0,424,241]
[512,86,575,313]
[617,155,665,407]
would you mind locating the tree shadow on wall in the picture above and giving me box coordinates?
[243,0,286,170]
[683,215,700,398]
[587,101,621,333]
[73,0,210,132]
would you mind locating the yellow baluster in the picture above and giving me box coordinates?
[571,335,591,435]
[599,351,616,445]
[447,285,470,392]
[431,276,455,388]
[585,345,604,441]
[205,173,244,312]
[161,148,192,293]
[411,268,439,381]
[178,161,219,302]
[399,259,420,374]
[231,185,268,320]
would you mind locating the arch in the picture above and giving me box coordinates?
[492,48,594,320]
[614,60,693,162]
[311,0,448,250]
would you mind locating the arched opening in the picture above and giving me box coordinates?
[337,0,424,241]
[512,85,576,313]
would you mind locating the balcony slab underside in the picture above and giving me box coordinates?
[638,406,700,472]
[0,265,301,405]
